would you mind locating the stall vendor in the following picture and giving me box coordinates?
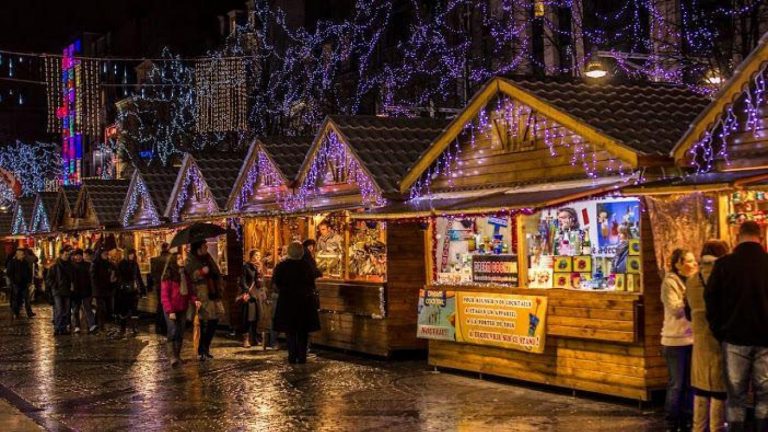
[317,221,343,255]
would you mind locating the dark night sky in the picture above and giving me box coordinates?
[0,0,246,55]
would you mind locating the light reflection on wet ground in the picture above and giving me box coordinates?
[0,306,664,431]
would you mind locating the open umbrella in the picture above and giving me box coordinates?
[170,222,227,248]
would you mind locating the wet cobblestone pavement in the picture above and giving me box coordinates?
[0,305,665,431]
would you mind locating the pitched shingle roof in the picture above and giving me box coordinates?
[329,115,450,194]
[194,155,244,210]
[502,77,710,155]
[259,136,314,181]
[0,211,13,237]
[81,179,130,228]
[137,165,180,216]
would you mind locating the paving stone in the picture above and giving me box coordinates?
[0,305,664,431]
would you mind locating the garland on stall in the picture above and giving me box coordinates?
[30,202,50,233]
[688,65,767,172]
[233,149,284,212]
[122,175,160,227]
[410,96,630,200]
[286,131,385,211]
[170,163,217,222]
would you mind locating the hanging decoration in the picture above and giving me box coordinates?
[287,130,385,212]
[195,56,248,133]
[43,55,62,133]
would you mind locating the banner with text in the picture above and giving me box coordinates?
[416,289,456,341]
[455,292,548,353]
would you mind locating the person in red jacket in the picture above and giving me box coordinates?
[160,252,200,367]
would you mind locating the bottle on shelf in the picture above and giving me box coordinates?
[582,228,592,255]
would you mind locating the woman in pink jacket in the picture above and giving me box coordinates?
[160,252,200,367]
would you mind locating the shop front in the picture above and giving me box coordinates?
[373,76,710,400]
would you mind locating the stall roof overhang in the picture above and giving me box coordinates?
[623,168,768,195]
[400,76,709,194]
[672,32,768,164]
[357,178,631,219]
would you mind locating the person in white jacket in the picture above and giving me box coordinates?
[661,248,698,432]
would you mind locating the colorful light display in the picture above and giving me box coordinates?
[59,40,83,186]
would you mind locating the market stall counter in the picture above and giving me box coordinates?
[411,193,666,401]
[243,214,427,357]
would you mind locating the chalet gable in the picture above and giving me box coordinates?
[672,32,768,171]
[401,77,709,194]
[73,180,130,229]
[167,156,217,222]
[120,165,179,228]
[30,192,58,233]
[11,197,34,235]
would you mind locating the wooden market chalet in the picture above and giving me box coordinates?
[9,36,768,401]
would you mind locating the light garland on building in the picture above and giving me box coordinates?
[410,96,630,199]
[170,162,217,222]
[0,141,60,197]
[12,206,27,235]
[31,202,50,233]
[122,175,160,227]
[287,131,385,211]
[233,149,284,212]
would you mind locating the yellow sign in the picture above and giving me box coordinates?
[455,292,547,354]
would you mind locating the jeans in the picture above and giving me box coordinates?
[53,296,71,333]
[723,343,768,425]
[70,297,96,330]
[286,331,309,363]
[165,312,187,344]
[198,319,218,355]
[663,345,693,425]
[10,283,33,317]
[155,289,167,335]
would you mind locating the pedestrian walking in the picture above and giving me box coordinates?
[49,245,75,336]
[150,243,172,335]
[661,248,697,432]
[70,249,97,334]
[186,240,225,361]
[687,240,729,432]
[90,248,118,331]
[160,252,200,367]
[239,250,261,348]
[272,241,321,364]
[706,221,768,432]
[116,249,145,337]
[7,247,34,320]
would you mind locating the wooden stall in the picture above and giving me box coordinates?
[167,153,243,326]
[231,117,448,357]
[364,76,711,400]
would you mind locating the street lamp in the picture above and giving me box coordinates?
[585,57,608,79]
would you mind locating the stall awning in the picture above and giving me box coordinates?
[624,169,768,195]
[356,180,629,219]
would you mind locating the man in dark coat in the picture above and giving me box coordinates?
[90,248,118,330]
[49,245,75,335]
[117,249,145,336]
[272,241,321,364]
[70,249,96,333]
[7,248,33,319]
[149,243,171,335]
[705,221,768,431]
[240,249,261,348]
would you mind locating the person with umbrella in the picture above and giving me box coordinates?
[185,240,225,361]
[161,250,200,366]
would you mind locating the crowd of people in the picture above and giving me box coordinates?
[4,236,324,369]
[661,221,768,432]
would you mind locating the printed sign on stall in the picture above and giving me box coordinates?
[454,292,548,353]
[416,289,456,341]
